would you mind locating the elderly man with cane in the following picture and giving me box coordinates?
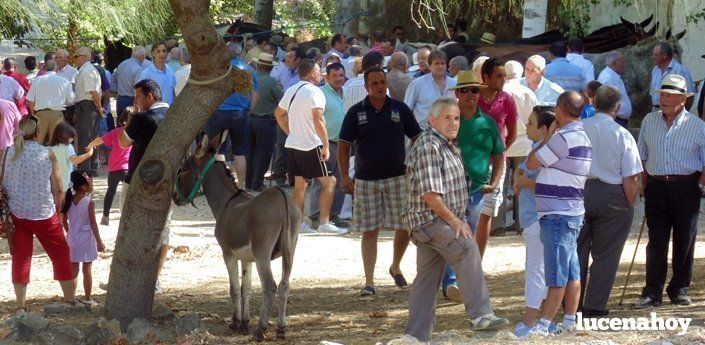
[577,85,642,317]
[634,74,705,308]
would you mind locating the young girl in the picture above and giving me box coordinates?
[87,107,135,225]
[512,106,556,338]
[48,122,94,192]
[61,170,105,305]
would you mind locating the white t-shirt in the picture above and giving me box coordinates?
[278,81,326,151]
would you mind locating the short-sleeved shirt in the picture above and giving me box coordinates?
[637,109,705,176]
[404,73,457,129]
[102,127,132,172]
[457,109,505,193]
[534,121,592,216]
[583,113,642,184]
[251,70,284,116]
[0,75,24,104]
[75,61,101,102]
[0,99,21,150]
[319,83,345,142]
[544,57,585,93]
[124,103,168,183]
[139,64,176,105]
[277,81,326,151]
[402,128,468,230]
[521,77,564,106]
[5,142,54,220]
[518,156,539,228]
[580,104,596,119]
[477,90,518,145]
[219,58,258,111]
[650,60,694,106]
[49,143,76,192]
[340,96,422,180]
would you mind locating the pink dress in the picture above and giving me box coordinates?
[101,128,131,172]
[66,196,97,262]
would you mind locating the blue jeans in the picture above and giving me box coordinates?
[539,214,583,287]
[443,190,485,292]
[116,95,134,118]
[206,109,249,155]
[245,115,277,190]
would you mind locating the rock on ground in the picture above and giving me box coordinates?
[126,318,156,343]
[83,317,122,345]
[174,313,205,336]
[40,324,83,345]
[6,312,50,341]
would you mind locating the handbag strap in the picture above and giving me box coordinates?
[0,150,8,186]
[287,82,309,113]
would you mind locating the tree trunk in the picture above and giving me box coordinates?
[67,16,78,64]
[253,0,274,30]
[522,0,548,38]
[104,0,252,330]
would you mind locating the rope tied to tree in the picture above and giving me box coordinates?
[186,64,233,86]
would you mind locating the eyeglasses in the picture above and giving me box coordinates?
[458,87,480,94]
[73,54,87,58]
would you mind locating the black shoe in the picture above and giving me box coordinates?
[581,308,609,317]
[489,227,506,237]
[332,216,350,228]
[389,268,409,289]
[670,294,692,306]
[634,296,662,309]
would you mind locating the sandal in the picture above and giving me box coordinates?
[359,286,376,301]
[15,307,27,315]
[77,299,98,307]
[389,268,409,289]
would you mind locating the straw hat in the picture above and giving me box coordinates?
[480,32,496,45]
[657,74,692,96]
[252,52,278,66]
[449,70,487,90]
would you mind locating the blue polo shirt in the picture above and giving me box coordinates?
[139,64,176,105]
[219,58,259,112]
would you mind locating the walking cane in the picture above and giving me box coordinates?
[619,216,647,306]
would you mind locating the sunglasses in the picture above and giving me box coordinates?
[458,87,480,94]
[73,54,87,58]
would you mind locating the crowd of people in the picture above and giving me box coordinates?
[0,24,703,341]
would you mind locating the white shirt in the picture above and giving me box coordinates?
[277,81,326,151]
[57,64,79,83]
[404,73,456,129]
[26,72,75,110]
[583,113,643,184]
[75,61,101,102]
[344,57,357,80]
[4,142,55,220]
[597,66,632,119]
[0,74,24,102]
[174,64,191,96]
[503,79,538,157]
[343,75,367,113]
[650,59,694,106]
[520,77,564,106]
[566,53,595,89]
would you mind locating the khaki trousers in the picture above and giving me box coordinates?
[35,109,65,145]
[405,218,493,341]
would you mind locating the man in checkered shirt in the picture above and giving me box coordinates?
[402,97,508,341]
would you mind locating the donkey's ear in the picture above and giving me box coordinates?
[675,30,686,40]
[208,129,229,152]
[195,133,209,158]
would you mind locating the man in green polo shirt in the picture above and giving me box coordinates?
[308,62,349,229]
[442,70,505,303]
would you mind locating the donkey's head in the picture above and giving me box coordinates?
[173,131,227,206]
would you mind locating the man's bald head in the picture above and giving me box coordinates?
[388,52,408,71]
[557,91,585,118]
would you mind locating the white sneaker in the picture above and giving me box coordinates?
[300,223,317,234]
[317,222,348,235]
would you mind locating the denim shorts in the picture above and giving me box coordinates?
[539,214,583,287]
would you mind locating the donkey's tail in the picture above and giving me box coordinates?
[274,187,297,271]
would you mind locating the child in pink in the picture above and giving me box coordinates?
[87,107,134,226]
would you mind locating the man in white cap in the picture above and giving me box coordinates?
[635,74,705,309]
[521,55,564,106]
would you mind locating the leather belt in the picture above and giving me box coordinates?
[648,172,699,182]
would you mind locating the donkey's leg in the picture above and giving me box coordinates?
[253,257,277,342]
[224,254,242,333]
[239,261,253,334]
[277,240,296,339]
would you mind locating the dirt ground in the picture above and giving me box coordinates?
[0,171,704,344]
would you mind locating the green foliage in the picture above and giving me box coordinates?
[274,0,337,38]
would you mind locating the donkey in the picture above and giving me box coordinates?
[173,132,301,341]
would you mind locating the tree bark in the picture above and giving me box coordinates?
[104,0,252,330]
[522,0,548,38]
[253,0,274,30]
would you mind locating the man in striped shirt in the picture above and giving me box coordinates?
[526,91,592,336]
[635,74,705,308]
